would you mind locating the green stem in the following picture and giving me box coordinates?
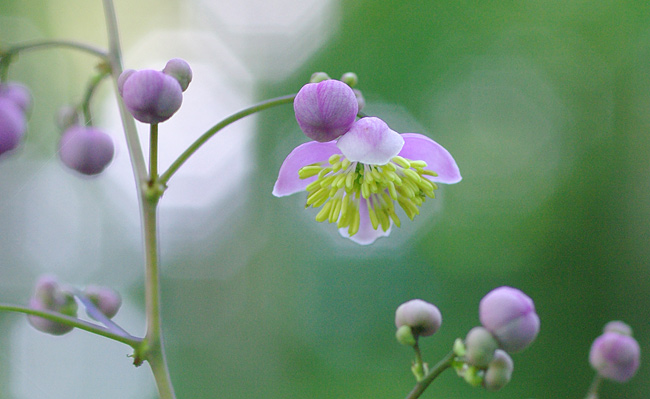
[404,351,455,399]
[81,70,110,126]
[158,93,296,186]
[0,303,140,347]
[150,124,159,179]
[584,374,602,399]
[2,39,108,59]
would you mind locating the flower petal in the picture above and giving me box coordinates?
[272,140,341,197]
[399,133,461,184]
[338,200,392,245]
[336,117,404,165]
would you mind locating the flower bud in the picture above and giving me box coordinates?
[353,88,365,111]
[83,285,122,319]
[117,69,136,97]
[483,349,513,391]
[589,327,640,383]
[0,82,32,113]
[59,125,114,175]
[465,326,499,368]
[395,325,417,346]
[120,69,183,124]
[309,72,330,83]
[603,320,633,336]
[162,58,192,92]
[395,299,442,337]
[0,98,27,157]
[28,275,78,335]
[340,72,358,88]
[294,79,358,142]
[479,286,539,353]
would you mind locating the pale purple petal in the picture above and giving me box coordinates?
[337,117,404,165]
[399,133,461,184]
[272,140,340,197]
[338,199,391,245]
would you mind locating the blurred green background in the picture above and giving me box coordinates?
[1,0,649,398]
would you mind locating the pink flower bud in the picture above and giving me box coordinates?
[0,82,32,113]
[589,327,640,383]
[83,285,122,319]
[120,69,183,124]
[28,275,78,336]
[0,98,27,157]
[479,286,539,353]
[162,58,192,92]
[59,126,114,175]
[293,79,358,142]
[395,299,442,337]
[483,349,513,391]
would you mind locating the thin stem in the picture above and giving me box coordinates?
[74,291,132,338]
[0,303,141,347]
[149,124,159,179]
[3,39,109,59]
[404,351,456,399]
[81,70,110,126]
[158,93,296,186]
[585,374,602,399]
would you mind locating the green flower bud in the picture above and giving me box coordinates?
[483,350,513,391]
[340,72,358,87]
[395,325,416,346]
[465,326,499,368]
[309,72,330,83]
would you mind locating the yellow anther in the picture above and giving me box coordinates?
[316,201,333,222]
[410,160,428,169]
[298,165,322,179]
[403,168,422,183]
[329,154,341,164]
[393,156,411,169]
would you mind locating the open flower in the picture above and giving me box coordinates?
[273,116,461,244]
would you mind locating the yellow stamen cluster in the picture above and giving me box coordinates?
[298,153,438,237]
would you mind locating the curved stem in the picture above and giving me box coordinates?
[404,351,455,399]
[3,39,108,59]
[0,303,141,347]
[584,374,602,399]
[81,70,110,126]
[158,93,296,186]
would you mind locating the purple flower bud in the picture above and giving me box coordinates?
[120,69,183,124]
[28,275,78,336]
[479,286,540,353]
[483,349,513,391]
[294,79,358,142]
[0,82,32,113]
[162,58,192,92]
[603,320,633,336]
[589,329,640,382]
[59,126,114,175]
[0,98,27,157]
[83,285,122,319]
[465,326,499,368]
[117,69,136,97]
[395,299,442,337]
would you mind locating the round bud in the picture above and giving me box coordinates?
[117,69,136,97]
[395,325,417,346]
[59,125,114,175]
[589,329,640,382]
[353,88,365,111]
[83,285,122,319]
[28,275,78,336]
[294,79,359,142]
[0,98,27,157]
[479,286,540,353]
[309,72,330,83]
[395,299,442,337]
[0,82,32,113]
[603,320,633,337]
[120,69,183,124]
[162,58,192,92]
[340,72,358,87]
[465,326,499,368]
[483,349,513,391]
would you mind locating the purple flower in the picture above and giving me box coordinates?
[59,126,114,175]
[119,69,183,124]
[479,286,539,353]
[395,299,442,337]
[589,322,640,383]
[0,98,27,157]
[273,116,461,244]
[293,79,358,142]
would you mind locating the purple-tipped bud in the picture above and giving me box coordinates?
[162,58,192,92]
[83,285,122,319]
[483,349,513,391]
[294,79,358,142]
[59,125,114,175]
[120,69,183,124]
[479,286,540,353]
[465,326,499,368]
[0,82,32,113]
[395,299,442,337]
[0,98,27,157]
[589,327,640,383]
[28,275,78,336]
